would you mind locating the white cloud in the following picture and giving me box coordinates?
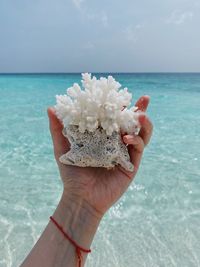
[166,11,193,25]
[124,24,144,43]
[72,0,84,9]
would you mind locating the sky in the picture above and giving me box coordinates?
[0,0,200,73]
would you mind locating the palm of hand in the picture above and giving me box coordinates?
[48,96,152,216]
[59,163,136,215]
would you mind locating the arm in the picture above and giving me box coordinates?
[20,95,153,267]
[21,195,101,267]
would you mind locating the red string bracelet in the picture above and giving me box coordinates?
[50,216,91,267]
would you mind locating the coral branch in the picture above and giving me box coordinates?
[55,73,140,136]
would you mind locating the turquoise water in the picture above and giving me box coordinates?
[0,73,200,267]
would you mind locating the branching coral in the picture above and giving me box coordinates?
[55,73,140,136]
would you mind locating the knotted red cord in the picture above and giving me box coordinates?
[50,216,91,267]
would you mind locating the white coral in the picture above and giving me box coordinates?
[55,73,140,135]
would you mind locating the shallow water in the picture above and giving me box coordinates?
[0,73,200,267]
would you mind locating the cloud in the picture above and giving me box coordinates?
[166,11,193,25]
[72,0,84,9]
[124,24,144,43]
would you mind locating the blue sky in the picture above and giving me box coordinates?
[0,0,200,72]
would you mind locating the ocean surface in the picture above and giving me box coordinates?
[0,73,200,267]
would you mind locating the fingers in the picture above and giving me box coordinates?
[135,95,153,146]
[138,114,153,146]
[123,112,153,172]
[123,135,144,153]
[123,113,153,149]
[123,135,144,171]
[135,95,150,112]
[47,107,70,162]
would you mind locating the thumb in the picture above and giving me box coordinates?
[47,107,70,162]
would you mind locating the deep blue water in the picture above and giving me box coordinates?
[0,73,200,267]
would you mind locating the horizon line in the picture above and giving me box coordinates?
[1,71,200,75]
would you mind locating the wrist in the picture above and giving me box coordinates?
[52,192,102,250]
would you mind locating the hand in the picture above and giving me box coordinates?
[47,95,153,218]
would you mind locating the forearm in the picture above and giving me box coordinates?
[21,193,102,267]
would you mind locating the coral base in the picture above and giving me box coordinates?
[59,125,134,172]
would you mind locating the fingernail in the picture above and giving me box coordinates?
[123,136,130,142]
[123,136,128,142]
[123,135,136,144]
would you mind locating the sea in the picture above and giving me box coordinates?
[0,73,200,267]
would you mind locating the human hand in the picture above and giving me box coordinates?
[47,95,153,218]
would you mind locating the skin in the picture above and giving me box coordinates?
[21,95,153,267]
